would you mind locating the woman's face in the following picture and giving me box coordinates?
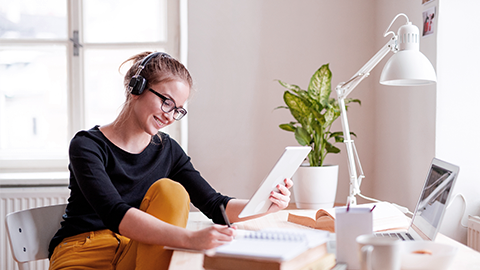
[133,80,190,136]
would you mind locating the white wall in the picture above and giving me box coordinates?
[371,3,437,211]
[187,0,376,205]
[373,0,480,244]
[435,0,480,244]
[186,0,475,245]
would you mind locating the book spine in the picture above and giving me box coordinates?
[297,253,336,270]
[203,244,330,270]
[203,253,335,270]
[203,256,281,270]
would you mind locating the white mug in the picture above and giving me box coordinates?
[356,234,401,270]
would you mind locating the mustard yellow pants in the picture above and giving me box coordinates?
[49,178,190,270]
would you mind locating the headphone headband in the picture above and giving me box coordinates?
[129,52,171,95]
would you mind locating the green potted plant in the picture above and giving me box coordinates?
[276,64,360,209]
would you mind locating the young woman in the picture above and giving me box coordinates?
[48,51,293,270]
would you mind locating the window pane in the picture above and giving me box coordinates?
[0,46,68,160]
[0,0,67,39]
[84,48,165,128]
[83,0,167,43]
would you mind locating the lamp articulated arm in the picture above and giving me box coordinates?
[335,38,397,206]
[334,13,436,206]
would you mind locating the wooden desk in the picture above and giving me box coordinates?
[168,210,480,270]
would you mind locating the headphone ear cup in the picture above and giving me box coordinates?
[129,75,147,95]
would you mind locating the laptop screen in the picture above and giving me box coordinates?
[411,160,458,240]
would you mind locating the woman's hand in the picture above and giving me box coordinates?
[223,178,294,224]
[187,224,236,250]
[267,178,293,213]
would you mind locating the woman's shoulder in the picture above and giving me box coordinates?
[70,126,108,150]
[155,131,183,149]
[72,125,103,140]
[156,131,169,140]
[154,131,188,157]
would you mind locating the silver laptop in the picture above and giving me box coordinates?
[376,158,460,241]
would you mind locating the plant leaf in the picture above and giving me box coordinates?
[283,91,311,123]
[326,142,341,154]
[274,105,289,110]
[278,80,303,94]
[324,107,339,127]
[330,131,357,142]
[345,98,361,106]
[294,127,311,146]
[279,123,296,132]
[308,64,332,107]
[329,131,343,137]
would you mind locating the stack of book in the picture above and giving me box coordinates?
[203,228,336,270]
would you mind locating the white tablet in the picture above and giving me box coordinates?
[238,146,311,218]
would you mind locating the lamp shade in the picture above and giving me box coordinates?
[380,50,437,86]
[380,21,437,86]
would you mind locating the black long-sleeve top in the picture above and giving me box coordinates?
[49,126,232,256]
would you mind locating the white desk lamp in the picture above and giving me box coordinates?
[335,13,437,206]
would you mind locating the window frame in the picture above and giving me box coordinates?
[0,0,185,173]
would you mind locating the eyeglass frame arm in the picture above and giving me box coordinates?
[335,37,397,206]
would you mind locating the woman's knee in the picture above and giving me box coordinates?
[140,178,190,227]
[147,179,189,204]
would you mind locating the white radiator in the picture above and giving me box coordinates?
[468,215,480,252]
[1,186,69,270]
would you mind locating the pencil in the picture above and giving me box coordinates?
[219,204,231,227]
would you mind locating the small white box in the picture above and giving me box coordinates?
[335,206,373,270]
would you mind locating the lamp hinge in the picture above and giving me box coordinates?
[69,30,83,56]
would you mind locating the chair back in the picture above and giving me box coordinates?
[5,204,67,269]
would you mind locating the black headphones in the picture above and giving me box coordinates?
[128,52,171,95]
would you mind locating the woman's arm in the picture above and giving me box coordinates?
[118,177,292,248]
[118,208,235,250]
[226,178,293,223]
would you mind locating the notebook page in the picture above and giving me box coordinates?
[214,228,329,262]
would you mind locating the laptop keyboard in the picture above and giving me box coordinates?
[375,232,415,241]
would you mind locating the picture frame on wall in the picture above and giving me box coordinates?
[422,6,436,37]
[422,0,435,5]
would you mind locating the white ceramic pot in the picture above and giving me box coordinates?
[292,164,339,209]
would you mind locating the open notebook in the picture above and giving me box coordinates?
[212,228,329,262]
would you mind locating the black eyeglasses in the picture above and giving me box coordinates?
[148,89,187,121]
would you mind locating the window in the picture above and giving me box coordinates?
[0,0,183,172]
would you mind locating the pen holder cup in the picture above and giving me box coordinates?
[335,207,373,270]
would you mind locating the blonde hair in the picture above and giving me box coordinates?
[115,51,193,128]
[121,51,193,99]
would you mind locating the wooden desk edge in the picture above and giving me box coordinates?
[169,209,480,270]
